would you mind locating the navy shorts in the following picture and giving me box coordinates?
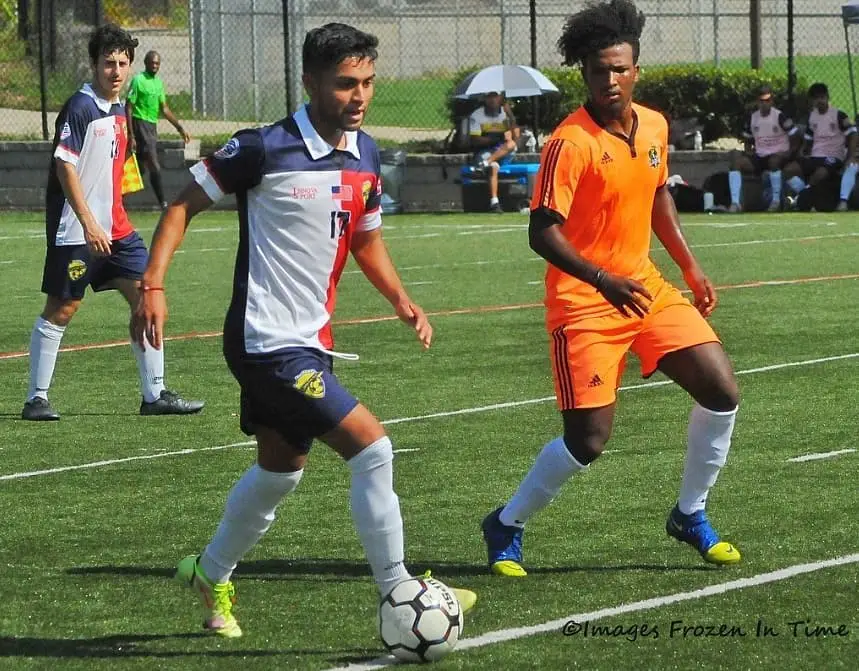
[41,231,148,300]
[225,346,359,453]
[802,156,843,178]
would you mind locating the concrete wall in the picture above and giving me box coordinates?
[0,141,728,213]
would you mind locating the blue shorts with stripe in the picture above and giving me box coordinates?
[224,345,359,453]
[41,231,148,300]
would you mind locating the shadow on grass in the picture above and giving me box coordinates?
[0,633,374,659]
[68,558,714,582]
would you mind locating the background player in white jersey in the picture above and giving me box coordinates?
[728,86,801,212]
[784,82,858,212]
[133,22,476,638]
[469,92,520,213]
[21,24,203,421]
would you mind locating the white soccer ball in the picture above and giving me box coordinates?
[379,575,463,662]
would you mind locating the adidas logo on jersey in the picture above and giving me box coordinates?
[587,374,604,388]
[600,152,613,164]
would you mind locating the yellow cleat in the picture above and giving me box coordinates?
[490,560,528,578]
[451,587,478,614]
[703,541,742,565]
[175,555,242,638]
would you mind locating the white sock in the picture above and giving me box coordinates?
[131,335,166,403]
[769,170,782,204]
[728,170,742,205]
[200,464,303,584]
[348,436,410,596]
[490,196,500,205]
[499,436,587,528]
[678,404,737,515]
[26,317,66,401]
[840,163,858,201]
[787,175,807,193]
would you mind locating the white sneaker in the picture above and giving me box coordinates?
[836,200,849,212]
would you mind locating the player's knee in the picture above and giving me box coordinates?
[700,380,740,413]
[563,430,610,466]
[348,435,393,473]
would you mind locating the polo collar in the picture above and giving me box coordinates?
[81,83,118,113]
[294,104,360,160]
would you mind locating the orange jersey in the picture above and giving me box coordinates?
[531,102,669,323]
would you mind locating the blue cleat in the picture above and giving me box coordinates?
[481,507,527,577]
[666,505,741,566]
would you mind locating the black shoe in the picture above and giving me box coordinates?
[140,389,205,416]
[21,397,60,421]
[489,202,504,214]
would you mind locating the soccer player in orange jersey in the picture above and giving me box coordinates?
[481,0,741,576]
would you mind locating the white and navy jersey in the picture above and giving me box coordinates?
[191,105,383,356]
[46,84,133,246]
[805,106,856,160]
[742,108,799,157]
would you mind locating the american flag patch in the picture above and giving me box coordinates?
[331,184,353,200]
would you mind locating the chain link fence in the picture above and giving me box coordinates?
[0,1,855,142]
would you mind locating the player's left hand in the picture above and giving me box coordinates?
[395,299,432,349]
[683,266,718,317]
[179,127,191,144]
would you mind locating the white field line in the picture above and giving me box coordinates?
[341,231,859,277]
[2,351,857,483]
[788,449,856,463]
[327,553,859,671]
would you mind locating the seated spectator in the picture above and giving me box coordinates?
[469,92,520,213]
[784,82,858,212]
[728,85,802,212]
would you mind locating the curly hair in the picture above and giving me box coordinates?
[303,23,379,75]
[88,23,138,64]
[557,0,646,67]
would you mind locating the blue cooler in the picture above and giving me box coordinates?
[460,163,540,212]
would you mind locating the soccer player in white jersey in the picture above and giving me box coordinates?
[728,85,801,212]
[21,24,203,421]
[784,82,858,212]
[132,22,476,638]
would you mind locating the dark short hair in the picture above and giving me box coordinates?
[808,82,829,99]
[302,23,378,75]
[557,0,646,67]
[88,23,138,64]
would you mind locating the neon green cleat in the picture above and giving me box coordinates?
[175,555,242,638]
[421,570,477,614]
[490,559,528,578]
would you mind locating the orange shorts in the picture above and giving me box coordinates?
[549,280,720,409]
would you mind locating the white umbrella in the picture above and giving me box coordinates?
[454,65,560,99]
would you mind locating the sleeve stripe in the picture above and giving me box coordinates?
[357,210,382,232]
[53,145,80,166]
[190,160,225,203]
[539,139,565,209]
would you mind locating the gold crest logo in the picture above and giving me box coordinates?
[362,180,373,203]
[293,369,325,399]
[648,145,660,168]
[68,259,87,281]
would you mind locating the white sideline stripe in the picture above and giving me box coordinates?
[328,553,859,671]
[788,448,856,463]
[2,352,857,483]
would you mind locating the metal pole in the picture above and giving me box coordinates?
[787,0,796,109]
[750,0,762,69]
[713,0,720,66]
[530,0,539,145]
[93,0,103,26]
[500,0,506,65]
[37,0,48,140]
[251,0,259,121]
[18,0,29,40]
[845,22,859,120]
[218,0,226,119]
[282,0,292,114]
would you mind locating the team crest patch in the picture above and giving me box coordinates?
[648,145,661,168]
[60,122,72,141]
[362,180,373,203]
[67,259,87,281]
[293,369,326,399]
[213,138,240,159]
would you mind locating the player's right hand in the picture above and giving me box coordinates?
[597,274,652,318]
[83,222,112,257]
[132,287,168,350]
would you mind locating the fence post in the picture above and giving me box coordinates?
[282,0,292,115]
[37,0,48,140]
[787,0,796,109]
[530,0,539,142]
[93,0,103,26]
[750,0,762,69]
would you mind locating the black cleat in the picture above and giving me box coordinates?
[21,397,60,421]
[140,389,205,416]
[489,202,504,214]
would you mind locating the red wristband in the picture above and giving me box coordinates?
[141,285,164,292]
